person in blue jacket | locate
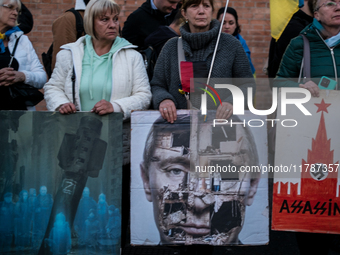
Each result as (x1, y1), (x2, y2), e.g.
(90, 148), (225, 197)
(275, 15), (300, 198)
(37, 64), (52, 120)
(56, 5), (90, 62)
(217, 7), (256, 76)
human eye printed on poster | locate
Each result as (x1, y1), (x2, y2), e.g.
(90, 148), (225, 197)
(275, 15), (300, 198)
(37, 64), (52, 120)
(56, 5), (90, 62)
(130, 110), (269, 246)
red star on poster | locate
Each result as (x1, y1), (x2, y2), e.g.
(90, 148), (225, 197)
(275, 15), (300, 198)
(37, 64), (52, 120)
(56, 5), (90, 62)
(315, 99), (331, 113)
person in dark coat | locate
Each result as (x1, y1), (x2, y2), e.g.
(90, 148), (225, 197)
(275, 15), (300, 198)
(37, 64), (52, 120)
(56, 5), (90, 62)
(122, 0), (180, 49)
(267, 0), (313, 88)
(18, 1), (33, 34)
(144, 10), (182, 57)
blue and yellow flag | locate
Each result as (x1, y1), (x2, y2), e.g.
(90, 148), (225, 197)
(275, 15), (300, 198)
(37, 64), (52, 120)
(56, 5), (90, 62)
(270, 0), (304, 40)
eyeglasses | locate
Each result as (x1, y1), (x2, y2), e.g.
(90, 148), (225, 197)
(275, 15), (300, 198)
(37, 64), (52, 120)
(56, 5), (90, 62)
(315, 1), (340, 11)
(1, 4), (20, 13)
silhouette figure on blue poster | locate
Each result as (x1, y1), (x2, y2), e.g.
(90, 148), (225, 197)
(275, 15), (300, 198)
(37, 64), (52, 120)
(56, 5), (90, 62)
(0, 192), (15, 252)
(34, 186), (53, 248)
(106, 206), (121, 245)
(28, 188), (37, 216)
(15, 190), (31, 248)
(45, 212), (71, 255)
(85, 208), (100, 253)
(97, 193), (109, 237)
(74, 187), (97, 245)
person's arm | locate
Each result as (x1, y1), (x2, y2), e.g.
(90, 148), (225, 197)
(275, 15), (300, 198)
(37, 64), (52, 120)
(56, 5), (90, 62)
(44, 50), (74, 111)
(18, 36), (46, 88)
(150, 40), (178, 109)
(18, 2), (33, 34)
(150, 40), (180, 123)
(52, 12), (79, 70)
(111, 51), (152, 119)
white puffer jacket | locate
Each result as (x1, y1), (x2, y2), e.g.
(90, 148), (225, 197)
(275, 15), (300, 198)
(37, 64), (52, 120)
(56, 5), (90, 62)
(8, 31), (46, 88)
(44, 36), (151, 120)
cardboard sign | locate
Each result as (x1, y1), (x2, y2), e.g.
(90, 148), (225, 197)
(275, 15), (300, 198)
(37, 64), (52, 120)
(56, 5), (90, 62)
(272, 90), (340, 234)
(0, 111), (122, 254)
(131, 110), (269, 246)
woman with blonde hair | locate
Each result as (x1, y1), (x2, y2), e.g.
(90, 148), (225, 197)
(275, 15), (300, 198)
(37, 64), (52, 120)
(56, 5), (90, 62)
(44, 0), (151, 119)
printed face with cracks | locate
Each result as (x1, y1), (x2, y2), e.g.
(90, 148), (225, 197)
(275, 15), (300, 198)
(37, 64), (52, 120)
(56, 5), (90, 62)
(140, 114), (260, 245)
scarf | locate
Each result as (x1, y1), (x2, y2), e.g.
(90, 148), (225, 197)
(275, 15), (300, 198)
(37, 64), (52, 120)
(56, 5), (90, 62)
(313, 18), (340, 47)
(0, 26), (21, 53)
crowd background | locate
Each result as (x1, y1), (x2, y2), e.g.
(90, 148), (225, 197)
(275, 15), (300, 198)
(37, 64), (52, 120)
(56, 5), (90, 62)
(21, 0), (271, 112)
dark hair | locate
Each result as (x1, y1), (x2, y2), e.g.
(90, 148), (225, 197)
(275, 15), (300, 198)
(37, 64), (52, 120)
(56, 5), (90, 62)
(171, 9), (184, 26)
(216, 7), (241, 36)
(312, 0), (318, 11)
(142, 113), (259, 175)
(181, 0), (215, 12)
(309, 0), (316, 12)
(142, 114), (191, 171)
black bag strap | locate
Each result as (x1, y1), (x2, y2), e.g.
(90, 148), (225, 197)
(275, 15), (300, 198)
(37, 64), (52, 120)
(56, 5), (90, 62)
(66, 8), (84, 39)
(11, 35), (21, 56)
(71, 66), (76, 105)
(9, 35), (21, 67)
(300, 34), (311, 82)
(68, 9), (82, 105)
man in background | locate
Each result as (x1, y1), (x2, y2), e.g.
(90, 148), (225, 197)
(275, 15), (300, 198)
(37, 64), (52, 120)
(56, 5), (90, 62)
(144, 10), (182, 57)
(122, 0), (180, 49)
(51, 0), (89, 69)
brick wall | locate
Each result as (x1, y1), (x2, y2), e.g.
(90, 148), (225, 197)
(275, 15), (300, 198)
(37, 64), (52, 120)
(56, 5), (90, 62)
(22, 0), (273, 111)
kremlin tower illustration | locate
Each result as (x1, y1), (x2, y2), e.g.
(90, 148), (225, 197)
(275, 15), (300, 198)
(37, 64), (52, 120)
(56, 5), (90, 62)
(272, 99), (340, 233)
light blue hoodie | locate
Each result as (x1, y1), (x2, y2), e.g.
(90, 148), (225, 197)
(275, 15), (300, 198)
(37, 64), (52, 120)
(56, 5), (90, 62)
(79, 35), (132, 111)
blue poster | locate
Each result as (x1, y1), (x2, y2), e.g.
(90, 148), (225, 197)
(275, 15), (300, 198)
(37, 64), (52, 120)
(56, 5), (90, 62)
(0, 111), (122, 255)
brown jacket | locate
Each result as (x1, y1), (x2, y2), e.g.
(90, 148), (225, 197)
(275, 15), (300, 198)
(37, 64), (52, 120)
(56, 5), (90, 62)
(51, 10), (85, 70)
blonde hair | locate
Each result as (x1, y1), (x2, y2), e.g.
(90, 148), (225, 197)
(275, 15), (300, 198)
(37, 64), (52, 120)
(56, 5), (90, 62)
(84, 0), (120, 39)
(313, 0), (320, 11)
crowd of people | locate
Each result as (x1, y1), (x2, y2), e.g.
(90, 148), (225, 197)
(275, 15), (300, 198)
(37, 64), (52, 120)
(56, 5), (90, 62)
(0, 187), (53, 252)
(1, 0), (340, 253)
(0, 186), (120, 253)
(3, 0), (337, 109)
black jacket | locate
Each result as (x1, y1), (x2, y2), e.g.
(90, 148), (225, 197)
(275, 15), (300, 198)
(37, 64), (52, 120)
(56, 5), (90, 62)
(267, 10), (313, 86)
(144, 25), (178, 56)
(122, 0), (177, 50)
(18, 2), (33, 34)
